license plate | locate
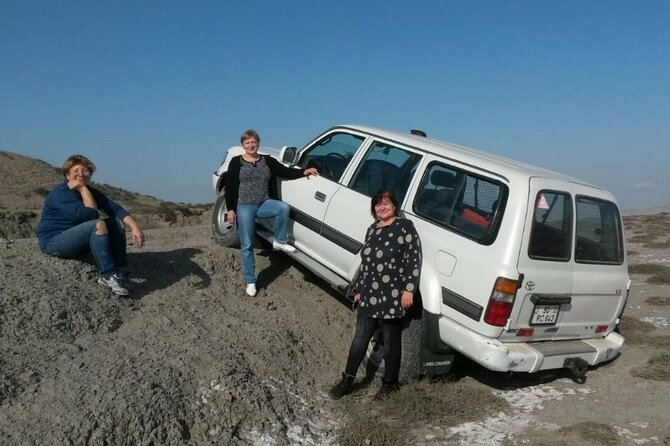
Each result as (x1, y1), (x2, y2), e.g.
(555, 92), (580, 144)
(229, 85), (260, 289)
(531, 304), (560, 325)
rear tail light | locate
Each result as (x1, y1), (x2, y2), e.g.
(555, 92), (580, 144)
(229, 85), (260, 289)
(595, 325), (608, 333)
(484, 277), (520, 327)
(516, 328), (534, 337)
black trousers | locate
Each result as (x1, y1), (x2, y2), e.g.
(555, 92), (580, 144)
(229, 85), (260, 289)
(344, 314), (403, 383)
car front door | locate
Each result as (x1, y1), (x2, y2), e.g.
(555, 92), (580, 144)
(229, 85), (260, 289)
(278, 130), (367, 274)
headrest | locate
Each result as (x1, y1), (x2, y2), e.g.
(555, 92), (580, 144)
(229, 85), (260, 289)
(430, 170), (457, 188)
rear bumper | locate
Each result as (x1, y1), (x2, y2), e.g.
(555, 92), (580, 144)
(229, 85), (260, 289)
(438, 315), (624, 373)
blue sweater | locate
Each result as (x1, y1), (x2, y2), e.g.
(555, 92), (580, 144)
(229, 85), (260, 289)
(37, 181), (130, 251)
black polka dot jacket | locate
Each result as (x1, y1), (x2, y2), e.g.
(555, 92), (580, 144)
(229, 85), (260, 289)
(355, 218), (422, 319)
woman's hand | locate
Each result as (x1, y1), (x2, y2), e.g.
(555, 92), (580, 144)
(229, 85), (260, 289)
(354, 293), (361, 302)
(70, 183), (97, 209)
(303, 167), (319, 177)
(401, 291), (414, 309)
(131, 226), (145, 248)
(123, 215), (145, 248)
(227, 210), (236, 225)
(67, 179), (88, 191)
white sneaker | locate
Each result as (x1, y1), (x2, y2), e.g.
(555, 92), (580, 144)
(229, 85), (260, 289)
(273, 240), (296, 253)
(98, 273), (129, 296)
(245, 283), (257, 297)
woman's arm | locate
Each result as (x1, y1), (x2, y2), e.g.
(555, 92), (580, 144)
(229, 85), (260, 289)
(77, 186), (98, 210)
(399, 220), (422, 308)
(122, 214), (145, 248)
(49, 183), (100, 221)
(266, 156), (318, 179)
(354, 225), (375, 298)
(90, 187), (129, 220)
(224, 156), (242, 225)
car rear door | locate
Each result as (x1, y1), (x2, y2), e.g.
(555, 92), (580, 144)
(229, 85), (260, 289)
(505, 178), (628, 341)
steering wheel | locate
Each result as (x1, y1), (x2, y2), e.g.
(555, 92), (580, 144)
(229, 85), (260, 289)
(307, 159), (334, 179)
(326, 153), (348, 161)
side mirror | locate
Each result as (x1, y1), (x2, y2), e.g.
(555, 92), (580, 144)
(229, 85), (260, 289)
(279, 146), (298, 165)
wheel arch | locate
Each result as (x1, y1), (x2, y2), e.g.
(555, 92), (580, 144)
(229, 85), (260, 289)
(418, 263), (443, 316)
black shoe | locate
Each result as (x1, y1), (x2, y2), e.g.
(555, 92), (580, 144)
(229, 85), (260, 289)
(329, 374), (355, 399)
(373, 381), (400, 401)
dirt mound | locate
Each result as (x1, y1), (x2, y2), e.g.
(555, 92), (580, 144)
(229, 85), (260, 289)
(0, 150), (210, 239)
(0, 225), (353, 444)
(0, 151), (62, 211)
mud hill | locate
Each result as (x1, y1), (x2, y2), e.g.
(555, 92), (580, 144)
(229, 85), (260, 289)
(0, 150), (210, 239)
(0, 149), (668, 444)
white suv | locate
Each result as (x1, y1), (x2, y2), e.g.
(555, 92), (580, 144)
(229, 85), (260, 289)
(212, 125), (629, 382)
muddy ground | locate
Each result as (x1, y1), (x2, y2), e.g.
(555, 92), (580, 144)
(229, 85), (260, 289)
(1, 217), (669, 445)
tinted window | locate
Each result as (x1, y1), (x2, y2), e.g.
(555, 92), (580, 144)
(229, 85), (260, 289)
(298, 132), (364, 182)
(575, 196), (624, 264)
(349, 141), (422, 203)
(529, 191), (573, 261)
(413, 163), (505, 243)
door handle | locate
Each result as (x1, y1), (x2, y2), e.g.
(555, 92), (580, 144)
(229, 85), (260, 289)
(314, 191), (326, 202)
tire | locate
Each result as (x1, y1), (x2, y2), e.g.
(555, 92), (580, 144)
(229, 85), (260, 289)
(362, 311), (423, 383)
(212, 191), (240, 248)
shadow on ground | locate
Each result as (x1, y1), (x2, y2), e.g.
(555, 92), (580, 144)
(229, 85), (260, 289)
(127, 248), (210, 296)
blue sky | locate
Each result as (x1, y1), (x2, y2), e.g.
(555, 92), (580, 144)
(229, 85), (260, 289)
(1, 1), (669, 211)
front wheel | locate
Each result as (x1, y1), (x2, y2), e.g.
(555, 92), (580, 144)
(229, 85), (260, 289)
(362, 313), (422, 383)
(212, 191), (240, 248)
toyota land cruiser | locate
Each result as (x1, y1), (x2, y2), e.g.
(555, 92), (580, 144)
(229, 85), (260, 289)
(212, 125), (629, 382)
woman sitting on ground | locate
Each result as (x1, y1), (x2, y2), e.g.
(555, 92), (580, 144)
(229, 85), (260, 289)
(37, 154), (145, 296)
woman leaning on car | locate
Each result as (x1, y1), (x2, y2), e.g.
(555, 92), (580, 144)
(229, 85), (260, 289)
(329, 188), (422, 401)
(225, 129), (318, 297)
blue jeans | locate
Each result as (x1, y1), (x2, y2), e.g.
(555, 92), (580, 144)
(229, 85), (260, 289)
(42, 218), (127, 278)
(344, 315), (403, 383)
(237, 199), (290, 284)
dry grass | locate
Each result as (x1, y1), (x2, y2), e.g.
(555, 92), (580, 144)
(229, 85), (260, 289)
(628, 263), (669, 275)
(644, 240), (670, 250)
(624, 213), (670, 249)
(646, 296), (670, 306)
(337, 378), (507, 446)
(627, 263), (670, 284)
(631, 353), (670, 382)
(507, 421), (620, 446)
(627, 233), (660, 244)
(618, 316), (670, 349)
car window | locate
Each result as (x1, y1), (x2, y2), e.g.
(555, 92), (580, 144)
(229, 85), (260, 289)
(348, 141), (422, 203)
(529, 190), (573, 261)
(413, 162), (506, 244)
(298, 132), (364, 182)
(575, 196), (624, 264)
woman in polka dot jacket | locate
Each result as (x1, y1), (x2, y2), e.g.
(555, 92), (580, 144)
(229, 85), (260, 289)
(329, 188), (422, 401)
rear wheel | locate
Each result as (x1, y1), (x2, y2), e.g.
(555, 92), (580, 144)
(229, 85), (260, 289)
(212, 191), (239, 248)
